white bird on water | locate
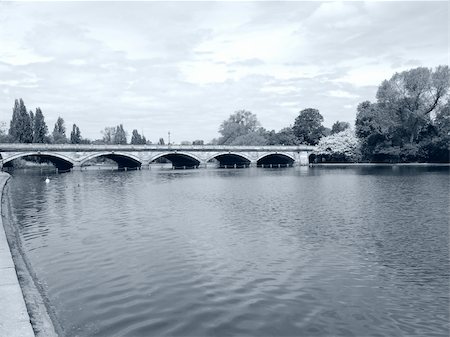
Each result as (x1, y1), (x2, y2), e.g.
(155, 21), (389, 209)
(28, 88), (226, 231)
(45, 177), (50, 184)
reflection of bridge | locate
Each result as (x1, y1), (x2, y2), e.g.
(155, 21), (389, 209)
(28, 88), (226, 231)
(0, 144), (315, 171)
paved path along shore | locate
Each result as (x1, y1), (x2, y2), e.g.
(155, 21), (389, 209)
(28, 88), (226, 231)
(0, 172), (35, 337)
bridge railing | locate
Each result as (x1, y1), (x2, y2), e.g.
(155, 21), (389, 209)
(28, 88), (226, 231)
(0, 143), (316, 152)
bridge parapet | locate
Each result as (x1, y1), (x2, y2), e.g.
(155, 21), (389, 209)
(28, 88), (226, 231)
(0, 143), (315, 152)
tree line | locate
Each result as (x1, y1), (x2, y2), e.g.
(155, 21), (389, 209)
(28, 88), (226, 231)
(0, 99), (149, 145)
(212, 65), (449, 163)
(1, 65), (448, 162)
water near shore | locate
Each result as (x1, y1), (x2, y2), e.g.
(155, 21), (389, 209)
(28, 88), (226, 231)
(6, 166), (449, 336)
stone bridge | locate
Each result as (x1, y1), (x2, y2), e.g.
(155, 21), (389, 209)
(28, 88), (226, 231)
(0, 144), (316, 171)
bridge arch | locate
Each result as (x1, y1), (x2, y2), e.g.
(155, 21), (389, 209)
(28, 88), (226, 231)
(257, 153), (295, 167)
(80, 152), (142, 169)
(2, 152), (75, 171)
(206, 152), (252, 168)
(149, 152), (201, 169)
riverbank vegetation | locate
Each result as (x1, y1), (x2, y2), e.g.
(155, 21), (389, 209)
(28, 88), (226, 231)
(1, 65), (448, 163)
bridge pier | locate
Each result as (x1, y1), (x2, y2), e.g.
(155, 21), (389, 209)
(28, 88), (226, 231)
(72, 162), (82, 171)
(298, 151), (310, 166)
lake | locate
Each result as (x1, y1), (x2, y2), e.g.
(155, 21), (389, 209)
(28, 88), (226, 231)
(5, 166), (449, 336)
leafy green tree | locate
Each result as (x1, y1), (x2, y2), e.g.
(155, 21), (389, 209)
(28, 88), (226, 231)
(9, 99), (20, 141)
(52, 117), (67, 143)
(376, 66), (449, 145)
(113, 124), (127, 144)
(33, 108), (48, 143)
(356, 66), (449, 162)
(70, 124), (82, 144)
(29, 110), (34, 132)
(293, 108), (326, 145)
(424, 99), (450, 162)
(9, 99), (33, 143)
(218, 110), (261, 145)
(131, 129), (146, 144)
(331, 121), (350, 134)
(0, 121), (10, 143)
(266, 127), (299, 145)
(230, 132), (267, 145)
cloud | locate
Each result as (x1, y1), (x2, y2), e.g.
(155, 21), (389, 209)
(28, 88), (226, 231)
(0, 1), (447, 142)
(327, 90), (360, 99)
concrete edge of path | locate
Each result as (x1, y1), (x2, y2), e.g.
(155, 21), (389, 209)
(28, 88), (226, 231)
(0, 172), (35, 336)
(0, 172), (60, 337)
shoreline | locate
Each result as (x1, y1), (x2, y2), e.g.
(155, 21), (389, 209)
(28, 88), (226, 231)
(0, 172), (61, 337)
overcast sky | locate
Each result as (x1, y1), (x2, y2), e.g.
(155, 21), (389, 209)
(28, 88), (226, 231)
(0, 1), (448, 143)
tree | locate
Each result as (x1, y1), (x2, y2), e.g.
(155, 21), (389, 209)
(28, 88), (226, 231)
(266, 127), (299, 145)
(355, 66), (450, 162)
(131, 129), (146, 145)
(33, 108), (48, 143)
(331, 121), (350, 134)
(0, 121), (10, 143)
(52, 117), (67, 143)
(29, 110), (34, 134)
(102, 127), (116, 144)
(9, 99), (33, 143)
(113, 124), (127, 144)
(376, 66), (449, 145)
(230, 132), (267, 145)
(70, 124), (82, 144)
(425, 99), (450, 162)
(293, 108), (326, 145)
(314, 129), (361, 162)
(158, 137), (165, 145)
(218, 110), (261, 145)
(193, 140), (204, 145)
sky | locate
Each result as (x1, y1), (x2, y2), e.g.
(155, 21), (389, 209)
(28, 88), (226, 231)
(0, 1), (448, 143)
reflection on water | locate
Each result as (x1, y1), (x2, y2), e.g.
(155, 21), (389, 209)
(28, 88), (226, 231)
(6, 166), (450, 337)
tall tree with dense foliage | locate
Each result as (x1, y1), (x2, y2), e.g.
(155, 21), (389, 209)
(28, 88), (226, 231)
(70, 124), (82, 144)
(113, 124), (127, 144)
(33, 108), (48, 143)
(29, 110), (34, 132)
(218, 110), (262, 145)
(52, 117), (67, 143)
(356, 66), (449, 162)
(265, 127), (299, 145)
(293, 108), (326, 145)
(9, 99), (33, 143)
(131, 129), (146, 144)
(331, 121), (350, 135)
(425, 99), (450, 162)
(229, 131), (268, 146)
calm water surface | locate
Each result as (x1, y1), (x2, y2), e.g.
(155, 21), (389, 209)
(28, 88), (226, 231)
(6, 166), (450, 336)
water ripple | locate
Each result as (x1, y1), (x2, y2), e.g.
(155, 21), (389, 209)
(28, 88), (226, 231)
(7, 167), (450, 337)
